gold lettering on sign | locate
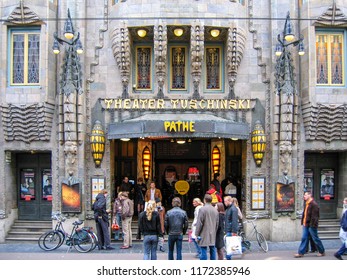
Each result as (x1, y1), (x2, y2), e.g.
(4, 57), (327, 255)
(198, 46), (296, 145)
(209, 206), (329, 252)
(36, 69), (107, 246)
(101, 98), (253, 110)
(164, 121), (195, 132)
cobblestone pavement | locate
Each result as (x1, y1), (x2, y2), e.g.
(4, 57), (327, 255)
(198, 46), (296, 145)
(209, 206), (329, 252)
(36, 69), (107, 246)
(0, 239), (344, 260)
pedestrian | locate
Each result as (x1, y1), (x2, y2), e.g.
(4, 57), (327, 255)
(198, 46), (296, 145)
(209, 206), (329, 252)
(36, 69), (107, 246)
(294, 191), (325, 258)
(112, 192), (123, 240)
(339, 197), (347, 244)
(155, 198), (166, 252)
(334, 197), (347, 260)
(232, 197), (243, 221)
(145, 181), (163, 205)
(118, 176), (133, 198)
(191, 197), (204, 258)
(215, 202), (226, 260)
(195, 194), (219, 260)
(224, 195), (239, 259)
(120, 192), (134, 249)
(224, 178), (237, 198)
(135, 177), (147, 213)
(206, 184), (222, 205)
(210, 172), (222, 197)
(92, 189), (114, 250)
(164, 197), (188, 260)
(138, 200), (162, 260)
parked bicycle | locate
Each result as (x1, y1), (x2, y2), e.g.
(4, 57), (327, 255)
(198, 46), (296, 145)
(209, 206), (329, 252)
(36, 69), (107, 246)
(38, 214), (98, 253)
(239, 215), (268, 253)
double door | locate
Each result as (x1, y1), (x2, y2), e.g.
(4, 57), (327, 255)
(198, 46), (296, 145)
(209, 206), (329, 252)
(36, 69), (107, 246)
(17, 153), (52, 220)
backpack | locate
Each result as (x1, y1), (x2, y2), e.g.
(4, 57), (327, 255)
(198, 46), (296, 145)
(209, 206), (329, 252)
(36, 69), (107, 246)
(211, 191), (222, 204)
(92, 199), (103, 212)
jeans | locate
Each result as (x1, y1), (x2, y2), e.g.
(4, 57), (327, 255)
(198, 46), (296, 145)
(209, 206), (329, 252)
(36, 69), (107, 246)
(114, 213), (122, 240)
(192, 238), (201, 257)
(95, 217), (111, 248)
(143, 235), (158, 260)
(298, 226), (325, 255)
(168, 234), (183, 260)
(200, 246), (217, 260)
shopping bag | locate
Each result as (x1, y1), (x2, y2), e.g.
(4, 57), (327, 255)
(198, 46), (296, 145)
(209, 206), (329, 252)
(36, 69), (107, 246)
(224, 235), (242, 255)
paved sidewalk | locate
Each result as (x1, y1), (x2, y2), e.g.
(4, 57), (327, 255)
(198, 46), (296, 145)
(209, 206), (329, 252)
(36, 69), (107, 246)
(0, 239), (344, 260)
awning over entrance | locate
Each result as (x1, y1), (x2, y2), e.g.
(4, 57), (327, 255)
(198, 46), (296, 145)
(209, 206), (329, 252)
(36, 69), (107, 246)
(108, 113), (250, 140)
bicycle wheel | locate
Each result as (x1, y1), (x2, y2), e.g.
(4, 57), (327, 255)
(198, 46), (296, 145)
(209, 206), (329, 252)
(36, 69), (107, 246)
(90, 232), (98, 251)
(40, 231), (62, 251)
(256, 232), (268, 252)
(72, 230), (94, 253)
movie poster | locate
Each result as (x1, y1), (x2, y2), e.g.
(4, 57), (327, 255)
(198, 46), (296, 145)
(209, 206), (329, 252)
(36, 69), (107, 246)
(275, 182), (295, 212)
(61, 182), (81, 212)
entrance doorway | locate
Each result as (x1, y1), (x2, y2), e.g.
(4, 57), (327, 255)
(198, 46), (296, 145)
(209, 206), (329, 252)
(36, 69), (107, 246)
(305, 153), (338, 219)
(17, 153), (52, 220)
(154, 140), (209, 217)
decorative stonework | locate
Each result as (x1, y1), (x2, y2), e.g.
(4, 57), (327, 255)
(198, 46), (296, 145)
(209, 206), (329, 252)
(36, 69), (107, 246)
(6, 0), (41, 25)
(227, 25), (246, 98)
(111, 23), (131, 98)
(1, 103), (54, 143)
(302, 103), (347, 142)
(154, 22), (167, 98)
(314, 2), (347, 27)
(190, 21), (204, 99)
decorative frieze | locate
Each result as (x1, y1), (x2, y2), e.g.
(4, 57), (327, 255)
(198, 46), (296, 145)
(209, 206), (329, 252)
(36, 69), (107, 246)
(314, 3), (347, 27)
(6, 0), (41, 25)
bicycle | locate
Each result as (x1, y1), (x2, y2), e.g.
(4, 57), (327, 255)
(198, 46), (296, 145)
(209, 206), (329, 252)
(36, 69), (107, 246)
(38, 214), (97, 253)
(238, 216), (268, 253)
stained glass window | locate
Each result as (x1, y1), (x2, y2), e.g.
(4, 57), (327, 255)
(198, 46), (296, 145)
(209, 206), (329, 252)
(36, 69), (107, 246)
(11, 29), (40, 85)
(171, 47), (186, 90)
(316, 32), (344, 86)
(205, 47), (221, 90)
(136, 47), (152, 90)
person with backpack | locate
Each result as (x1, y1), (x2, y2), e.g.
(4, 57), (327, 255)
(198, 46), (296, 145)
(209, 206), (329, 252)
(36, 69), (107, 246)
(120, 192), (134, 249)
(93, 189), (114, 250)
(206, 184), (222, 205)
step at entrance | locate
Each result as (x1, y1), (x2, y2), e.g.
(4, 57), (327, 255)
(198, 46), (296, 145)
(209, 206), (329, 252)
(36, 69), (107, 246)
(5, 220), (52, 242)
(318, 219), (340, 240)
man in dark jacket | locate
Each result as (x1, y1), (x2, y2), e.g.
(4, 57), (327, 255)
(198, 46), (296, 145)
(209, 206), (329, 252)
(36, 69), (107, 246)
(224, 195), (239, 259)
(294, 191), (325, 258)
(164, 197), (188, 260)
(93, 189), (114, 250)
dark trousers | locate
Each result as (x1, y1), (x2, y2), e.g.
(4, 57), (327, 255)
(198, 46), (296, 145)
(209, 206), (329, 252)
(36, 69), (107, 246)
(95, 217), (111, 248)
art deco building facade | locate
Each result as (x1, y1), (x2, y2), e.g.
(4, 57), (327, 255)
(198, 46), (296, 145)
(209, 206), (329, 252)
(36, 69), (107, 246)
(0, 0), (346, 242)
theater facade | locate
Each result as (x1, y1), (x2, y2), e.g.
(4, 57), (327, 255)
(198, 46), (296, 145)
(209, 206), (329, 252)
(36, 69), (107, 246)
(0, 0), (347, 242)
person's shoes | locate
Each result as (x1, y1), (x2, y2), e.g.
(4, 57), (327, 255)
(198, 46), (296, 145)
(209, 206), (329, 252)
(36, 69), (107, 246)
(294, 253), (304, 258)
(120, 246), (129, 249)
(309, 250), (317, 253)
(98, 246), (105, 250)
(105, 246), (115, 250)
(317, 252), (325, 257)
(334, 253), (343, 260)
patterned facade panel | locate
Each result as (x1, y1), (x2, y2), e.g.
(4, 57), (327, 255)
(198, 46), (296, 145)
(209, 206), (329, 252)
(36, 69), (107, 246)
(1, 102), (54, 142)
(302, 103), (347, 142)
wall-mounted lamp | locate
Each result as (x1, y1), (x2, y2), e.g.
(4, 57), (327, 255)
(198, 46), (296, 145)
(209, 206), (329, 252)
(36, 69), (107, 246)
(120, 138), (130, 142)
(137, 28), (147, 38)
(142, 146), (151, 181)
(176, 139), (186, 144)
(90, 121), (105, 167)
(212, 145), (221, 174)
(210, 29), (220, 38)
(251, 120), (266, 167)
(174, 28), (184, 37)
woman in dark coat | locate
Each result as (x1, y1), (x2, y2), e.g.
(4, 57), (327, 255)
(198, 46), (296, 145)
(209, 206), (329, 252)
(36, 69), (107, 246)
(215, 202), (226, 260)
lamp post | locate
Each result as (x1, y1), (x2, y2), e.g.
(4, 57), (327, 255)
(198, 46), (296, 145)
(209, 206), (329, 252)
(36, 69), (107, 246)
(274, 11), (304, 182)
(53, 9), (84, 178)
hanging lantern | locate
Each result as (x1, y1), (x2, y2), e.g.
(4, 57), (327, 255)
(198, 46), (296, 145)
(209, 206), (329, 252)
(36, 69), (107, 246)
(142, 146), (151, 181)
(90, 121), (105, 167)
(212, 146), (221, 174)
(251, 120), (266, 167)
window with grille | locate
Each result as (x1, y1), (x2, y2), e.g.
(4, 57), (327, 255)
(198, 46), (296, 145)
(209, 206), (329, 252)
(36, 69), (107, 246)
(316, 31), (344, 86)
(170, 46), (187, 91)
(135, 46), (152, 90)
(10, 28), (40, 86)
(205, 46), (222, 91)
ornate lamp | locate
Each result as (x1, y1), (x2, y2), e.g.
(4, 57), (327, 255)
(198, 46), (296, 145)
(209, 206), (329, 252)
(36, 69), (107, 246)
(90, 121), (105, 167)
(212, 146), (221, 174)
(142, 146), (151, 181)
(251, 120), (266, 167)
